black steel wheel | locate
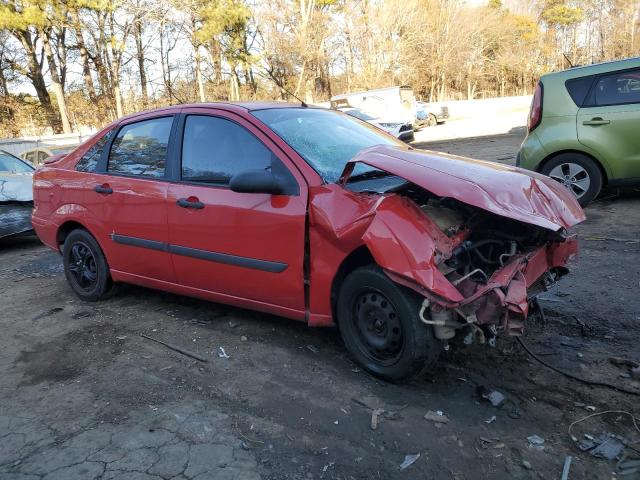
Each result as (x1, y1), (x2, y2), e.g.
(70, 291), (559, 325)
(63, 229), (116, 301)
(352, 290), (404, 365)
(337, 265), (441, 381)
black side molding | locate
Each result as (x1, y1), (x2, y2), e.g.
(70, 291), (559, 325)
(111, 234), (168, 252)
(110, 233), (287, 273)
(169, 244), (288, 273)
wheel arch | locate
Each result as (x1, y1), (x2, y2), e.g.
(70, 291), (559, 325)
(537, 149), (609, 186)
(330, 245), (376, 323)
(56, 220), (102, 250)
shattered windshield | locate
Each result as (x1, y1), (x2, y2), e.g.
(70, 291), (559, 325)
(252, 108), (403, 183)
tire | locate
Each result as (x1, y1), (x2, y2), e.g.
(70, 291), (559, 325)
(63, 229), (116, 301)
(428, 113), (437, 127)
(337, 265), (441, 381)
(540, 153), (602, 207)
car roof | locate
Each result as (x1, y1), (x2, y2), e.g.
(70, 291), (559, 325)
(119, 101), (312, 121)
(541, 56), (640, 81)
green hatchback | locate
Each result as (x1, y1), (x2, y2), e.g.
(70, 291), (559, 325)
(517, 56), (640, 206)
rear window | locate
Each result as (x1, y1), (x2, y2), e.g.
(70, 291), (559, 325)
(565, 76), (595, 107)
(76, 128), (115, 172)
(593, 69), (640, 106)
(108, 117), (173, 178)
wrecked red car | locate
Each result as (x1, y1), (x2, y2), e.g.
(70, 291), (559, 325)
(32, 103), (585, 380)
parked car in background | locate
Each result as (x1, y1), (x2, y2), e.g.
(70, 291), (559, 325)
(338, 106), (414, 142)
(518, 56), (640, 206)
(416, 101), (449, 126)
(0, 150), (34, 239)
(33, 103), (583, 380)
(331, 86), (417, 126)
(21, 145), (77, 165)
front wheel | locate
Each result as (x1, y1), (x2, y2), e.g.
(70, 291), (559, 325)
(337, 265), (441, 381)
(540, 153), (602, 206)
(63, 229), (116, 301)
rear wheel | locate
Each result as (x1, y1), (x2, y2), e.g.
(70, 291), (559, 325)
(540, 153), (602, 206)
(63, 229), (116, 301)
(428, 113), (437, 127)
(337, 265), (441, 381)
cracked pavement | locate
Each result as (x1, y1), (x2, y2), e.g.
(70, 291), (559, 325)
(1, 134), (639, 479)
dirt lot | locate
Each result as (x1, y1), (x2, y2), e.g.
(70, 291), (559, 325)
(1, 131), (639, 480)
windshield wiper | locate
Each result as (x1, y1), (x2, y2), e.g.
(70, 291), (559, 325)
(346, 169), (395, 183)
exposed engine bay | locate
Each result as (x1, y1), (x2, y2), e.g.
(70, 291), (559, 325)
(385, 181), (576, 346)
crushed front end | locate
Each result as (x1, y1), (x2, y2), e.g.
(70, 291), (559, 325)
(340, 145), (585, 346)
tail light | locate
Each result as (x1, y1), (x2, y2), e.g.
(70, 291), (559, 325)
(528, 83), (543, 132)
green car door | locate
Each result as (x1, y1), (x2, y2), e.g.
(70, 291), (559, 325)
(577, 68), (640, 180)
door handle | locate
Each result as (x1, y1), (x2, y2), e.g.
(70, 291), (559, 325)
(177, 197), (204, 209)
(583, 118), (610, 126)
(94, 184), (113, 194)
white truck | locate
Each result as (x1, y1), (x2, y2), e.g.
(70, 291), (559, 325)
(330, 86), (417, 125)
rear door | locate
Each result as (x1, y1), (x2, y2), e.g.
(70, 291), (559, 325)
(166, 108), (308, 315)
(577, 68), (640, 179)
(88, 115), (177, 282)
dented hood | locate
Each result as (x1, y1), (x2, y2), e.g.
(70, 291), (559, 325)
(342, 145), (585, 231)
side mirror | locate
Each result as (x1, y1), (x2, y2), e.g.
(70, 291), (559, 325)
(229, 169), (289, 195)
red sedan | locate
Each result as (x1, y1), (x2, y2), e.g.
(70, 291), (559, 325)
(32, 103), (585, 380)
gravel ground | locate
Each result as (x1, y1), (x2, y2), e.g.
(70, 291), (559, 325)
(1, 129), (639, 480)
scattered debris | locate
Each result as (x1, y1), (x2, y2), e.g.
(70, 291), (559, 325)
(609, 357), (640, 369)
(228, 321), (239, 328)
(306, 344), (319, 354)
(617, 458), (640, 476)
(116, 335), (127, 340)
(322, 462), (335, 473)
(560, 456), (572, 480)
(71, 310), (93, 319)
(240, 335), (248, 342)
(527, 435), (545, 447)
(522, 460), (532, 470)
(218, 347), (230, 358)
(424, 410), (450, 424)
(578, 433), (624, 460)
(484, 415), (496, 424)
(584, 236), (639, 244)
(585, 405), (597, 412)
(399, 453), (420, 471)
(371, 408), (384, 430)
(482, 390), (505, 407)
(32, 307), (63, 321)
(240, 441), (251, 451)
(140, 334), (208, 362)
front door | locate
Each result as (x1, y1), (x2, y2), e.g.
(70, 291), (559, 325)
(166, 110), (307, 314)
(578, 68), (640, 180)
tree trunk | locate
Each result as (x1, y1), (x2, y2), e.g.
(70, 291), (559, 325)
(41, 29), (71, 133)
(134, 20), (148, 107)
(72, 11), (96, 101)
(195, 48), (206, 102)
(15, 30), (61, 133)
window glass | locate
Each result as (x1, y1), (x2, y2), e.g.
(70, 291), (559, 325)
(565, 76), (594, 107)
(37, 151), (48, 164)
(0, 152), (34, 173)
(594, 69), (640, 106)
(24, 152), (35, 163)
(77, 128), (115, 172)
(181, 116), (273, 184)
(108, 117), (173, 178)
(252, 108), (402, 183)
